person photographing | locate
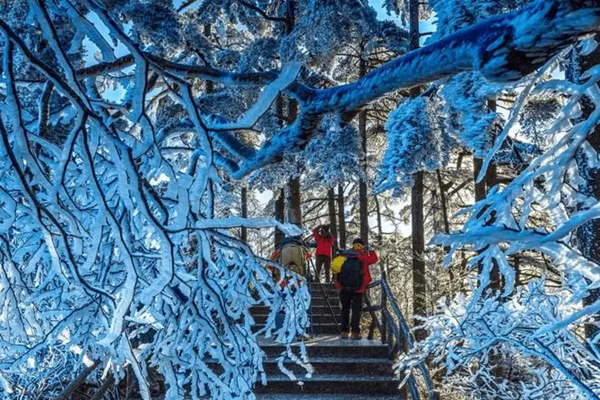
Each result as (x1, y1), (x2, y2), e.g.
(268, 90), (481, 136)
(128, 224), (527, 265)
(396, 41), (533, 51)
(312, 224), (335, 283)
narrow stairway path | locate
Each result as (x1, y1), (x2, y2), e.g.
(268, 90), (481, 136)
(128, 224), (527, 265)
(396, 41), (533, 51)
(252, 282), (403, 398)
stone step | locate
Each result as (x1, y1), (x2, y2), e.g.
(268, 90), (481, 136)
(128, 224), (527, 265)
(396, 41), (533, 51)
(311, 294), (340, 303)
(253, 314), (338, 324)
(306, 323), (339, 334)
(203, 357), (393, 378)
(255, 323), (339, 335)
(308, 297), (340, 307)
(311, 297), (339, 307)
(262, 357), (394, 376)
(259, 336), (389, 359)
(310, 286), (339, 294)
(251, 305), (340, 316)
(309, 282), (336, 291)
(310, 291), (339, 299)
(255, 374), (400, 395)
(311, 304), (341, 314)
(256, 395), (403, 400)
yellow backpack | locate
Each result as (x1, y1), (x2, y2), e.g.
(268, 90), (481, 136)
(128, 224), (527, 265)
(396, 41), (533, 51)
(331, 255), (346, 274)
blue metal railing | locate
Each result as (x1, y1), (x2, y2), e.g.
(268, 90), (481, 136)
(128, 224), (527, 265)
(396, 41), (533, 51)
(366, 263), (437, 400)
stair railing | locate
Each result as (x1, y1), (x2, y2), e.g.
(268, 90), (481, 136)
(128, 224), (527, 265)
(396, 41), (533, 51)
(306, 257), (340, 334)
(365, 262), (437, 400)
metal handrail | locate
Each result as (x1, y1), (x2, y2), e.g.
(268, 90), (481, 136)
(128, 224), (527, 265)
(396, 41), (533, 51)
(366, 266), (437, 400)
(302, 236), (340, 332)
(306, 257), (340, 334)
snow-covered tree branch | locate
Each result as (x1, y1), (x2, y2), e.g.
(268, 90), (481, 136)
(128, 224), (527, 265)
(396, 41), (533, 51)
(2, 0), (600, 398)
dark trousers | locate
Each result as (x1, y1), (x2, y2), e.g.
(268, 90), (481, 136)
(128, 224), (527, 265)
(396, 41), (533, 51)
(315, 254), (331, 282)
(339, 289), (363, 333)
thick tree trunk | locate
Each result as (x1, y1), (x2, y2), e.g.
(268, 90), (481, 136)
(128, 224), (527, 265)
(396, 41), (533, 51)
(473, 157), (487, 202)
(436, 170), (450, 236)
(285, 0), (295, 34)
(436, 169), (454, 295)
(485, 100), (499, 192)
(286, 97), (302, 226)
(375, 195), (383, 246)
(278, 0), (301, 229)
(273, 91), (286, 248)
(409, 0), (427, 342)
(409, 5), (439, 397)
(328, 187), (338, 251)
(274, 189), (285, 248)
(241, 186), (248, 242)
(473, 105), (510, 390)
(287, 177), (302, 226)
(337, 184), (347, 249)
(358, 181), (369, 246)
(484, 154), (502, 289)
(485, 164), (497, 193)
(411, 170), (426, 340)
(358, 57), (369, 248)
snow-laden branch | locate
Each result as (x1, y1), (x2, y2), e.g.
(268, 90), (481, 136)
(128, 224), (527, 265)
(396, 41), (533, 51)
(414, 24), (600, 400)
(219, 0), (600, 177)
(303, 0), (600, 113)
(0, 4), (313, 398)
(191, 217), (303, 235)
(62, 0), (600, 179)
(207, 62), (302, 131)
(3, 0), (600, 398)
(399, 282), (600, 400)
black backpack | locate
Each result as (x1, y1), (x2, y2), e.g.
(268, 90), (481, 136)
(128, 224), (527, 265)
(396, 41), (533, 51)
(338, 251), (363, 291)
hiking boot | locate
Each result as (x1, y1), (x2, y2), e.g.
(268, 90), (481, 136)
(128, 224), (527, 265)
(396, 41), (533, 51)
(340, 331), (349, 339)
(351, 332), (362, 340)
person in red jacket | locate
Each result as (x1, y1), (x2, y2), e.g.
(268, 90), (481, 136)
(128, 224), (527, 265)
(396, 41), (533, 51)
(335, 238), (378, 340)
(312, 224), (336, 283)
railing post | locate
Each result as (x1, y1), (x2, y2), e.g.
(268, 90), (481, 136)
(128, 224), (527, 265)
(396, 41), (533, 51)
(364, 282), (384, 341)
(377, 273), (437, 400)
(365, 291), (376, 340)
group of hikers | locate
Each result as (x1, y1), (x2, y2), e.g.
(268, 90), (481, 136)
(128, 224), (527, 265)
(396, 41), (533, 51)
(269, 224), (378, 340)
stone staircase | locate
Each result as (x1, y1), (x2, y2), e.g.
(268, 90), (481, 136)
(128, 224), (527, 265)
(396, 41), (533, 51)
(253, 282), (402, 398)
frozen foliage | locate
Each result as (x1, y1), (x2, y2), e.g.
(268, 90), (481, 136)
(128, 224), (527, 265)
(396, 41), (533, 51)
(518, 94), (564, 151)
(376, 94), (452, 194)
(396, 47), (600, 400)
(303, 116), (363, 187)
(428, 0), (532, 42)
(246, 114), (362, 190)
(373, 2), (600, 399)
(279, 0), (380, 64)
(441, 72), (503, 157)
(218, 0), (600, 178)
(1, 0), (600, 398)
(0, 1), (312, 398)
(400, 281), (600, 400)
